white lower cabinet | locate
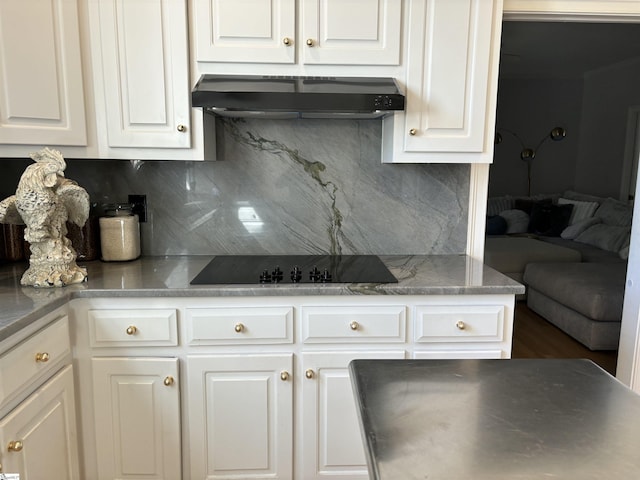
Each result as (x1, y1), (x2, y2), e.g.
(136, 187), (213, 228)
(91, 357), (181, 480)
(0, 365), (80, 479)
(186, 354), (294, 479)
(70, 294), (515, 479)
(300, 351), (405, 480)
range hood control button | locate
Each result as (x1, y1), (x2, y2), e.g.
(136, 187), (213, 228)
(259, 270), (272, 283)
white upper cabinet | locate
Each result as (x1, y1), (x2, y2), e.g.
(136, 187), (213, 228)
(92, 0), (192, 152)
(382, 0), (504, 163)
(193, 0), (296, 63)
(0, 0), (87, 146)
(193, 0), (402, 66)
(301, 0), (402, 65)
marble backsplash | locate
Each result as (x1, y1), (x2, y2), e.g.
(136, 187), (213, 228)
(1, 118), (470, 256)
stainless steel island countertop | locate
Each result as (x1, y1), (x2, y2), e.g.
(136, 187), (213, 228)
(349, 359), (640, 480)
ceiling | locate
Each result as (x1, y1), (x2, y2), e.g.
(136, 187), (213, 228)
(499, 21), (640, 78)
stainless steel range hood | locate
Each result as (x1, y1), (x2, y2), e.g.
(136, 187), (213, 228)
(191, 74), (405, 119)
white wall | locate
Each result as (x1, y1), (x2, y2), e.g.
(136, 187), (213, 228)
(490, 77), (583, 197)
(576, 58), (640, 198)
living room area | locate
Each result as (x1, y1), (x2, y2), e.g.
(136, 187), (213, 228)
(487, 20), (640, 374)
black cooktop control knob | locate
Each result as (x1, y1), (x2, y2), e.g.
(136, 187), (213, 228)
(309, 267), (321, 283)
(291, 266), (302, 283)
(259, 270), (272, 283)
(320, 269), (333, 283)
(272, 266), (284, 283)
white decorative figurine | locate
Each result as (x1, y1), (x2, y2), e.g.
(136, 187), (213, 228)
(0, 148), (89, 287)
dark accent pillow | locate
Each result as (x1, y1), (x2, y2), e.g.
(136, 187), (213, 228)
(486, 215), (508, 235)
(514, 197), (552, 215)
(528, 203), (574, 236)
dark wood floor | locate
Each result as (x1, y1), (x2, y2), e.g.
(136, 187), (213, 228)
(511, 302), (618, 376)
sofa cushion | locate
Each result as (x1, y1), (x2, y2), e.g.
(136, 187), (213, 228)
(528, 203), (573, 236)
(574, 223), (631, 253)
(558, 198), (599, 225)
(523, 262), (627, 322)
(485, 237), (581, 275)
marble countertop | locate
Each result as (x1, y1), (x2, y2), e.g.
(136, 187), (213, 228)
(0, 255), (523, 342)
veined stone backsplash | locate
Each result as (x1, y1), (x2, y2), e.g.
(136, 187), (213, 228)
(1, 118), (469, 256)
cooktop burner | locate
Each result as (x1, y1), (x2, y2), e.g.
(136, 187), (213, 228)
(190, 255), (397, 285)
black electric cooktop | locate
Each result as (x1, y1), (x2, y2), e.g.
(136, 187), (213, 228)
(190, 255), (397, 285)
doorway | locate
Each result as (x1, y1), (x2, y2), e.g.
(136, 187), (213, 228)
(500, 3), (640, 389)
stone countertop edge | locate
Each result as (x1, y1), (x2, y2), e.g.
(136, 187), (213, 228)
(0, 255), (524, 342)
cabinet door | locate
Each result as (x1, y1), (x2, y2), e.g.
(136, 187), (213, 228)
(0, 365), (80, 479)
(187, 354), (293, 479)
(0, 0), (86, 146)
(383, 0), (502, 162)
(193, 0), (296, 63)
(96, 0), (191, 148)
(301, 0), (402, 65)
(92, 357), (181, 480)
(300, 351), (405, 480)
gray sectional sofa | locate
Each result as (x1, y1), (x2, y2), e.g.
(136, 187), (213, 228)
(485, 190), (631, 351)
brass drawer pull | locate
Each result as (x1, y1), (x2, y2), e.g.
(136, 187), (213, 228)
(306, 38), (314, 46)
(283, 37), (292, 46)
(280, 371), (290, 381)
(456, 320), (466, 330)
(409, 128), (417, 136)
(234, 323), (245, 333)
(349, 321), (360, 331)
(163, 376), (174, 386)
(35, 352), (50, 363)
(305, 369), (315, 379)
(7, 440), (23, 452)
(126, 325), (138, 335)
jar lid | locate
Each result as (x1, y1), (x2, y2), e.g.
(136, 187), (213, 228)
(103, 203), (134, 216)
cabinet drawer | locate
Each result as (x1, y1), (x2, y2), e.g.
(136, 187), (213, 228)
(415, 305), (504, 343)
(301, 306), (406, 343)
(186, 307), (293, 345)
(0, 316), (71, 407)
(88, 309), (178, 347)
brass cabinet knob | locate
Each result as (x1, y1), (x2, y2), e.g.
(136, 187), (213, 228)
(409, 128), (417, 136)
(35, 352), (50, 363)
(280, 371), (290, 381)
(7, 440), (23, 452)
(305, 369), (314, 379)
(306, 38), (314, 46)
(177, 124), (187, 132)
(234, 323), (245, 333)
(456, 320), (466, 330)
(163, 376), (175, 386)
(349, 321), (359, 331)
(283, 37), (292, 46)
(126, 325), (137, 335)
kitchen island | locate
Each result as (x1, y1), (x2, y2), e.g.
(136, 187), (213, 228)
(0, 254), (523, 480)
(350, 358), (640, 479)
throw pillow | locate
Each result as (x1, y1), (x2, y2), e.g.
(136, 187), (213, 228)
(498, 209), (530, 234)
(560, 217), (602, 240)
(514, 197), (552, 215)
(593, 197), (633, 227)
(528, 203), (573, 236)
(486, 215), (508, 235)
(558, 197), (599, 225)
(574, 224), (631, 252)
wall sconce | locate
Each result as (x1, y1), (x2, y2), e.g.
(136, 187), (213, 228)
(495, 126), (566, 196)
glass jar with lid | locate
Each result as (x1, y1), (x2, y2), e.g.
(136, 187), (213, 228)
(99, 203), (141, 261)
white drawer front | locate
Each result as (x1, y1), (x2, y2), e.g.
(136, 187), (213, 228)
(413, 350), (504, 359)
(415, 305), (504, 343)
(186, 307), (293, 345)
(88, 309), (178, 347)
(302, 306), (406, 343)
(0, 316), (70, 406)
